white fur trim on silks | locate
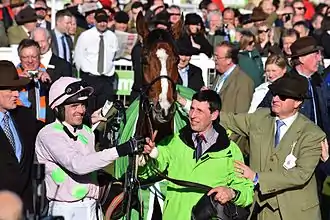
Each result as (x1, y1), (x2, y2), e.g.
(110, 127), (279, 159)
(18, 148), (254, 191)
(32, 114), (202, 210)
(156, 49), (171, 116)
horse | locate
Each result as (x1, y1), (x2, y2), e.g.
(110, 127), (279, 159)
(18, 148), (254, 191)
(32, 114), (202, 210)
(109, 11), (196, 220)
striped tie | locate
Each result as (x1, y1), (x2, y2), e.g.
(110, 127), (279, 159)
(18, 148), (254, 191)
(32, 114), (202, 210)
(3, 114), (16, 151)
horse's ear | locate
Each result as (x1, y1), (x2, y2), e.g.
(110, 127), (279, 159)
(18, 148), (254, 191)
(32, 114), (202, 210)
(171, 14), (184, 40)
(136, 11), (149, 41)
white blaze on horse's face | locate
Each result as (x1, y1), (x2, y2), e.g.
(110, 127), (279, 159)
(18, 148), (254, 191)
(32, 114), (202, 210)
(156, 48), (171, 116)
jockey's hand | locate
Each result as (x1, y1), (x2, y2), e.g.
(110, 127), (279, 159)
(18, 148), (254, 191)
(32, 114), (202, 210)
(208, 186), (236, 204)
(91, 108), (107, 125)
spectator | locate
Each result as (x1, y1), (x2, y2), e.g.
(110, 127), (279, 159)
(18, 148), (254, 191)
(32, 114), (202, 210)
(249, 54), (287, 113)
(167, 4), (181, 25)
(7, 6), (37, 45)
(128, 1), (144, 33)
(260, 0), (275, 15)
(223, 7), (235, 28)
(281, 28), (299, 57)
(114, 11), (129, 32)
(176, 37), (204, 91)
(0, 60), (43, 213)
(311, 13), (324, 32)
(292, 0), (306, 17)
(221, 75), (325, 220)
(34, 0), (51, 31)
(0, 191), (23, 220)
(238, 30), (264, 88)
(16, 39), (52, 123)
(255, 22), (275, 56)
(280, 5), (294, 29)
(51, 9), (74, 63)
(293, 20), (310, 37)
(80, 2), (99, 29)
(183, 13), (213, 58)
(211, 42), (254, 155)
(207, 2), (219, 13)
(142, 89), (254, 220)
(74, 9), (118, 112)
(206, 11), (224, 48)
(315, 3), (328, 16)
(318, 16), (330, 59)
(31, 28), (73, 82)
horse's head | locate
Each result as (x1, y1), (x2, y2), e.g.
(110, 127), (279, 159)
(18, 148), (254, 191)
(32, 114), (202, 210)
(136, 12), (181, 124)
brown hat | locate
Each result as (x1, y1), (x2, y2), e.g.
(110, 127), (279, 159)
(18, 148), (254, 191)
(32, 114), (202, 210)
(269, 74), (309, 100)
(10, 0), (27, 8)
(289, 36), (323, 58)
(250, 7), (268, 22)
(15, 6), (37, 25)
(0, 60), (30, 89)
(94, 9), (109, 23)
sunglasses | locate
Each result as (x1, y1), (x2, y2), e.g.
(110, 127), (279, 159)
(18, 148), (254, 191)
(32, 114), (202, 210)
(248, 41), (254, 46)
(271, 92), (297, 101)
(170, 13), (181, 16)
(258, 29), (269, 34)
(294, 7), (306, 11)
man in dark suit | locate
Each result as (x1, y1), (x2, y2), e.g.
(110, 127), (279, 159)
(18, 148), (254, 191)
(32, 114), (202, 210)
(34, 0), (51, 31)
(50, 9), (74, 63)
(176, 37), (204, 92)
(31, 27), (72, 81)
(0, 60), (43, 212)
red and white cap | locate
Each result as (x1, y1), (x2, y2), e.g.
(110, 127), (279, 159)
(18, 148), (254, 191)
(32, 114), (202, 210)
(49, 77), (94, 109)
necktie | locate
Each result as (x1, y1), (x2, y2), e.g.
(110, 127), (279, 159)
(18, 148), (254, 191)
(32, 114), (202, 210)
(195, 134), (204, 161)
(36, 22), (41, 27)
(307, 78), (317, 124)
(2, 114), (16, 152)
(274, 120), (285, 147)
(61, 35), (68, 62)
(97, 35), (105, 74)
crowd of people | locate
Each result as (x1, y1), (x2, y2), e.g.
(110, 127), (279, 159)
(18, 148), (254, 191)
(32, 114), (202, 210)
(0, 0), (330, 219)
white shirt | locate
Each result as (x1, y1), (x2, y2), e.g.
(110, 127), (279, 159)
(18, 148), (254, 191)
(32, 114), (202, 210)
(178, 65), (189, 87)
(37, 19), (47, 29)
(248, 82), (270, 113)
(40, 49), (53, 68)
(275, 113), (298, 143)
(74, 27), (118, 77)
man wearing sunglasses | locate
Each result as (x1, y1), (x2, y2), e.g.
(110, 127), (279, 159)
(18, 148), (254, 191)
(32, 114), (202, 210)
(35, 77), (145, 220)
(220, 74), (326, 220)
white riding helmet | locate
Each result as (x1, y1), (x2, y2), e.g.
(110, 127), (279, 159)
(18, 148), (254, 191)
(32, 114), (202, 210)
(49, 77), (94, 109)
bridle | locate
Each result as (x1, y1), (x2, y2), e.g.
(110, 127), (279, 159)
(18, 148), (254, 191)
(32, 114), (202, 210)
(139, 75), (177, 137)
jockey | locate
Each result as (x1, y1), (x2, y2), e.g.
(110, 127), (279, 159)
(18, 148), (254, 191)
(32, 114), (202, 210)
(35, 77), (143, 220)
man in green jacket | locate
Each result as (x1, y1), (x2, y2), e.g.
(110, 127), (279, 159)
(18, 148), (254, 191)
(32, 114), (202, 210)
(142, 90), (254, 220)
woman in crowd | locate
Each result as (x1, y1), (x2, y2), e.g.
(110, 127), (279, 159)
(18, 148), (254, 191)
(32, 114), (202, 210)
(237, 30), (264, 88)
(248, 54), (287, 113)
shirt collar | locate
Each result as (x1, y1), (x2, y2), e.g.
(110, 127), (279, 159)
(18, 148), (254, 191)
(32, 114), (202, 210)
(54, 28), (65, 38)
(41, 49), (53, 68)
(192, 125), (217, 143)
(275, 112), (298, 128)
(0, 111), (10, 123)
(178, 65), (189, 73)
(223, 64), (236, 78)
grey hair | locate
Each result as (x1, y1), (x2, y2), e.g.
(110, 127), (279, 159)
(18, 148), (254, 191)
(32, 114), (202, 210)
(207, 10), (222, 22)
(30, 27), (51, 40)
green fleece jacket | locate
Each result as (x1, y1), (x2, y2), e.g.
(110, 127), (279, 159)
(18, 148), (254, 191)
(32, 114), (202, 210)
(140, 124), (254, 220)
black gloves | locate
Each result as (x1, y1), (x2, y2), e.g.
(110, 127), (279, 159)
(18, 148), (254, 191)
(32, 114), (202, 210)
(116, 136), (146, 157)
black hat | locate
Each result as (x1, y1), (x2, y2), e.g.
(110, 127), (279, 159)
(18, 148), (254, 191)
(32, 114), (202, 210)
(185, 13), (203, 25)
(268, 74), (309, 100)
(289, 36), (323, 58)
(176, 37), (198, 56)
(151, 10), (171, 28)
(95, 9), (108, 23)
(15, 6), (37, 25)
(114, 11), (129, 24)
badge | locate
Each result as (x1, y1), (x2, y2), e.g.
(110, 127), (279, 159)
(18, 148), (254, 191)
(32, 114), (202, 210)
(283, 141), (297, 170)
(283, 153), (297, 170)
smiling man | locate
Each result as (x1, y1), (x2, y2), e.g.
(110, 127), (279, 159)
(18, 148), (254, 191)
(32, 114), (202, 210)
(220, 75), (325, 220)
(142, 89), (253, 220)
(35, 77), (146, 220)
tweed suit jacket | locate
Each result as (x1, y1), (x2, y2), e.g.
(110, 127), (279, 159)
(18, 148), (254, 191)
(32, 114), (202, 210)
(220, 108), (324, 220)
